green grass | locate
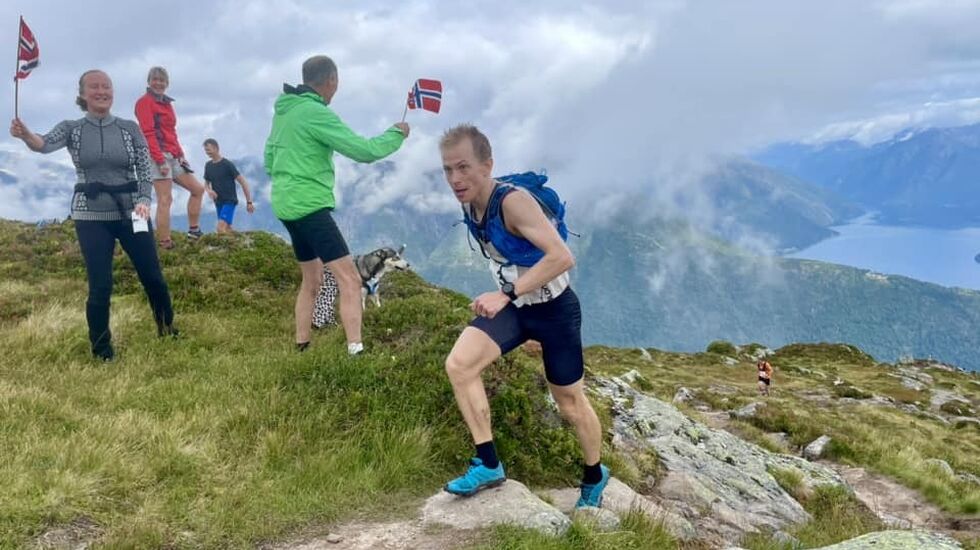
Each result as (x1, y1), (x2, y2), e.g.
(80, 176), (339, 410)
(741, 485), (882, 549)
(470, 510), (677, 550)
(0, 221), (590, 548)
(2, 220), (978, 548)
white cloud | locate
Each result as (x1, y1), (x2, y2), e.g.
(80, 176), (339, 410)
(4, 0), (980, 234)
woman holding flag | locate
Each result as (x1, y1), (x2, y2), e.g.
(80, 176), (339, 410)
(9, 70), (177, 361)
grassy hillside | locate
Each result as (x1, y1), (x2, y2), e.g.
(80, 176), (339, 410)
(0, 220), (586, 548)
(0, 219), (976, 549)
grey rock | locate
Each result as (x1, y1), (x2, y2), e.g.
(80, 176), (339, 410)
(724, 356), (738, 366)
(952, 416), (980, 428)
(421, 480), (570, 535)
(730, 401), (766, 420)
(541, 477), (696, 540)
(900, 377), (926, 391)
(924, 459), (954, 478)
(618, 369), (646, 387)
(803, 435), (832, 461)
(811, 529), (962, 549)
(325, 533), (343, 544)
(957, 472), (980, 486)
(570, 507), (620, 531)
(594, 375), (845, 544)
(929, 389), (969, 409)
(673, 387), (696, 404)
(638, 348), (653, 362)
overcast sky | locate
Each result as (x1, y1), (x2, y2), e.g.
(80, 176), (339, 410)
(3, 0), (980, 221)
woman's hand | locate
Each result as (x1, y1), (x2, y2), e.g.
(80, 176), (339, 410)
(134, 203), (150, 219)
(10, 118), (29, 139)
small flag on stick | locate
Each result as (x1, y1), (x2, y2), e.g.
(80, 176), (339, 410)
(401, 78), (442, 121)
(15, 17), (39, 81)
(14, 16), (39, 119)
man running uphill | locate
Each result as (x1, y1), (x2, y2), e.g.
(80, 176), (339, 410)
(439, 124), (609, 508)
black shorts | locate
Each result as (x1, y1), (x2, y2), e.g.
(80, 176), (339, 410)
(759, 376), (771, 386)
(280, 207), (350, 263)
(470, 288), (583, 386)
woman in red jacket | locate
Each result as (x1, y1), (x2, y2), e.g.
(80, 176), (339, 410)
(135, 66), (205, 249)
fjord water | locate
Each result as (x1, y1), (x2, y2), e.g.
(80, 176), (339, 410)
(790, 222), (980, 290)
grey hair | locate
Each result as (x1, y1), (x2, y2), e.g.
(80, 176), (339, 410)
(147, 66), (169, 83)
(302, 55), (337, 87)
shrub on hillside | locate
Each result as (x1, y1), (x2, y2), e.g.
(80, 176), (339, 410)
(706, 340), (737, 356)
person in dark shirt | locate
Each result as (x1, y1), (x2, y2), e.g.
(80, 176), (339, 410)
(202, 138), (254, 233)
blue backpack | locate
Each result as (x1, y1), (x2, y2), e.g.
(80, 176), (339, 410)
(461, 171), (571, 267)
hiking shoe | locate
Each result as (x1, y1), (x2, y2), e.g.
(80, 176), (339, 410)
(444, 458), (506, 496)
(575, 464), (610, 508)
(347, 342), (364, 356)
(158, 324), (179, 338)
(187, 228), (204, 239)
(159, 239), (175, 250)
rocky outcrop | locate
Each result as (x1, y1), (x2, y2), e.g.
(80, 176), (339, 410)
(803, 435), (832, 461)
(422, 480), (570, 535)
(594, 372), (846, 544)
(812, 529), (962, 549)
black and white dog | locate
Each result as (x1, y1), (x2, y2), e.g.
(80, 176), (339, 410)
(312, 245), (410, 328)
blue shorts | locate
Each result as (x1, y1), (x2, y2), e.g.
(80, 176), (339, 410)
(469, 288), (584, 386)
(216, 203), (236, 225)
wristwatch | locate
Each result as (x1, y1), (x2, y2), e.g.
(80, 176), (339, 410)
(500, 282), (518, 301)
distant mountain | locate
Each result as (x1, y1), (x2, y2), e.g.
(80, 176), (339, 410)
(694, 159), (862, 252)
(756, 124), (980, 228)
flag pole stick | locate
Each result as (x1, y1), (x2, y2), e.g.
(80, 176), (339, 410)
(401, 103), (408, 123)
(14, 16), (21, 119)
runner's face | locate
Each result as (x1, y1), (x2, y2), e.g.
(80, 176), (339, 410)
(82, 72), (113, 114)
(441, 138), (492, 204)
(148, 74), (168, 95)
(203, 143), (218, 159)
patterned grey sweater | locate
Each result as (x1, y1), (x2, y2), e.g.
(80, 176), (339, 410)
(40, 113), (153, 221)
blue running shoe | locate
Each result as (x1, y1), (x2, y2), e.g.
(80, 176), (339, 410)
(444, 458), (506, 496)
(576, 464), (611, 508)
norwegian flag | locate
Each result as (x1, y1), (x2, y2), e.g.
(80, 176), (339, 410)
(406, 78), (442, 113)
(15, 17), (39, 81)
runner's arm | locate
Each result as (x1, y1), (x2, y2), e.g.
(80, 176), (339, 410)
(500, 191), (575, 297)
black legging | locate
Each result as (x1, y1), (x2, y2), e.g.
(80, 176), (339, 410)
(75, 220), (174, 355)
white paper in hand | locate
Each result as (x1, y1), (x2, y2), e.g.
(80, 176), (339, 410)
(132, 211), (149, 233)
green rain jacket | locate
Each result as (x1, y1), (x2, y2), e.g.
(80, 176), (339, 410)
(264, 84), (405, 221)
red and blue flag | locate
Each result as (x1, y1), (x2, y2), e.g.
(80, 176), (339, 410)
(406, 78), (442, 113)
(15, 17), (39, 81)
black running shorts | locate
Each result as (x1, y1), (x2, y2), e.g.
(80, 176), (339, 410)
(470, 288), (584, 386)
(759, 376), (771, 386)
(280, 207), (350, 263)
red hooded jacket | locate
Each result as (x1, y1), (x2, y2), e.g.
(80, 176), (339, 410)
(134, 89), (185, 165)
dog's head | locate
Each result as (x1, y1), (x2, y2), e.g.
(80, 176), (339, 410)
(377, 244), (410, 271)
(357, 244), (411, 281)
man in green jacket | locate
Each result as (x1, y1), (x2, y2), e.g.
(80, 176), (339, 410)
(265, 55), (410, 355)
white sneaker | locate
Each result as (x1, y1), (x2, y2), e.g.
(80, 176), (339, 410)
(348, 342), (364, 355)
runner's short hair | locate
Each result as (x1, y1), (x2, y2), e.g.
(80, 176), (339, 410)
(203, 138), (219, 149)
(439, 124), (492, 163)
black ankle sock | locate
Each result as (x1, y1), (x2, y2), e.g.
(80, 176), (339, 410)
(475, 441), (499, 469)
(583, 461), (603, 484)
(296, 341), (310, 352)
